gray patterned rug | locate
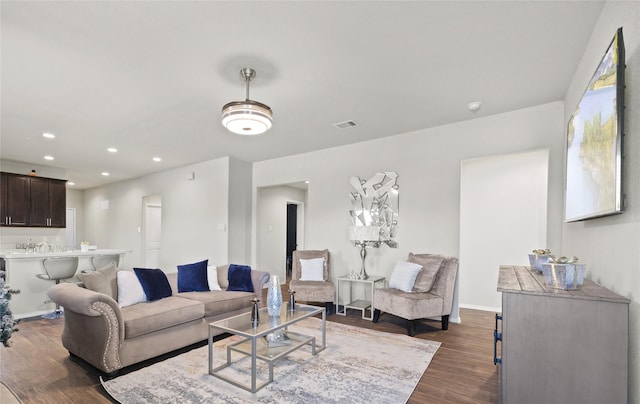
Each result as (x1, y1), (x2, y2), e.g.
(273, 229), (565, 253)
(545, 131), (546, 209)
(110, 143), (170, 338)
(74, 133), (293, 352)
(101, 317), (440, 403)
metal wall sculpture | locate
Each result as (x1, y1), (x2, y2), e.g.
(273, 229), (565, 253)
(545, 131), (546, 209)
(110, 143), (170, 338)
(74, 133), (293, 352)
(348, 171), (399, 279)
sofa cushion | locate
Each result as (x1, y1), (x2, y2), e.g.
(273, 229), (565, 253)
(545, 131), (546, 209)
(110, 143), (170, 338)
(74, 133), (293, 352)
(227, 264), (254, 292)
(177, 259), (209, 292)
(133, 268), (172, 301)
(299, 258), (325, 281)
(121, 296), (204, 339)
(207, 265), (222, 291)
(388, 261), (423, 292)
(77, 262), (118, 300)
(117, 271), (147, 307)
(289, 280), (335, 302)
(176, 291), (254, 317)
(408, 253), (445, 292)
(374, 288), (443, 320)
(216, 265), (229, 289)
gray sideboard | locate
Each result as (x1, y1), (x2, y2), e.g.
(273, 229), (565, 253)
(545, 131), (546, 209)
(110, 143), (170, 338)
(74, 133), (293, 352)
(496, 265), (629, 404)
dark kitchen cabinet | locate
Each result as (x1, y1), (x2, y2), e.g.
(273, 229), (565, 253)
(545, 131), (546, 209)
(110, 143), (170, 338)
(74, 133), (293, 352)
(0, 172), (30, 226)
(0, 172), (67, 228)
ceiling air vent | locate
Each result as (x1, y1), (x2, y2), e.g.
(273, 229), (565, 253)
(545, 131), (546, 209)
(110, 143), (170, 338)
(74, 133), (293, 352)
(333, 120), (359, 129)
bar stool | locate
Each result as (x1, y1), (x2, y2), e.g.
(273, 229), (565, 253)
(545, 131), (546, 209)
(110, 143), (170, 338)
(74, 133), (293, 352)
(36, 256), (79, 318)
(91, 254), (120, 270)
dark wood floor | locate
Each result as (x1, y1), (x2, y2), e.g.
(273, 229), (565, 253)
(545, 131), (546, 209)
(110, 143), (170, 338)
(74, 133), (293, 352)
(0, 296), (499, 404)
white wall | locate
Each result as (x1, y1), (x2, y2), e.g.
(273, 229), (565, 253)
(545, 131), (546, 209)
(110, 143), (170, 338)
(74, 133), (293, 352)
(83, 157), (233, 272)
(227, 158), (252, 264)
(256, 185), (307, 280)
(460, 150), (549, 311)
(562, 2), (640, 402)
(253, 102), (566, 301)
(0, 159), (66, 180)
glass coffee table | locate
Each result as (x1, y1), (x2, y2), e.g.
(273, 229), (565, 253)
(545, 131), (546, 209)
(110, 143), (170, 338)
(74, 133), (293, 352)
(208, 303), (326, 393)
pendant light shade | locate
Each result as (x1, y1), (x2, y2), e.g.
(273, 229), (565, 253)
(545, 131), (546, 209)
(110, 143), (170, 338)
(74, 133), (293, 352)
(221, 68), (273, 135)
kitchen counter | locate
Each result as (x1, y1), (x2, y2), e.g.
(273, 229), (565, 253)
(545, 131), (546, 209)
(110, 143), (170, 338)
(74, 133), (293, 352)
(1, 249), (130, 318)
(0, 249), (129, 260)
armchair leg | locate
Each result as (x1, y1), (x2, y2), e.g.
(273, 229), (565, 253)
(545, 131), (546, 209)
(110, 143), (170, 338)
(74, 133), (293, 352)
(325, 301), (334, 315)
(407, 319), (416, 337)
(442, 315), (449, 330)
(372, 309), (381, 323)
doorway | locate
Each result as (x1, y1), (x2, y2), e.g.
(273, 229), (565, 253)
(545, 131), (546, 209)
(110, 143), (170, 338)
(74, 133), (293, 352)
(64, 208), (76, 249)
(286, 203), (298, 280)
(142, 195), (162, 268)
(256, 184), (307, 282)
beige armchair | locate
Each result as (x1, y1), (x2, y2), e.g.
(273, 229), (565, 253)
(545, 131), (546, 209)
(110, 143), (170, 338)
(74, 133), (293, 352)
(373, 253), (458, 336)
(289, 249), (335, 314)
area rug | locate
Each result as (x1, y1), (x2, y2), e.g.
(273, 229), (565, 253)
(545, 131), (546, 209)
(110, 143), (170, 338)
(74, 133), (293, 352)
(101, 317), (440, 403)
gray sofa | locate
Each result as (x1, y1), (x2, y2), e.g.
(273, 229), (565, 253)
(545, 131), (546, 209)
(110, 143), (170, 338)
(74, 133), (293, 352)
(47, 265), (269, 374)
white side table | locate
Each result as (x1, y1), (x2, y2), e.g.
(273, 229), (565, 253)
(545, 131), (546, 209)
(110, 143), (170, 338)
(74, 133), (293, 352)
(336, 275), (386, 320)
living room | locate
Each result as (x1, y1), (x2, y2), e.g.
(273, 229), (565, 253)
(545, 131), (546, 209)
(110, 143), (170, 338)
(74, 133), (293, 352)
(1, 1), (639, 403)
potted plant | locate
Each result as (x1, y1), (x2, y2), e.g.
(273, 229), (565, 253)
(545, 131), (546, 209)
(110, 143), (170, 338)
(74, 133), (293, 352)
(0, 270), (19, 347)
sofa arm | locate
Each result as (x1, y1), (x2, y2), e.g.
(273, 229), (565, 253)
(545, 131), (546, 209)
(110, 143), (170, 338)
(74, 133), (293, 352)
(251, 270), (270, 297)
(47, 283), (125, 373)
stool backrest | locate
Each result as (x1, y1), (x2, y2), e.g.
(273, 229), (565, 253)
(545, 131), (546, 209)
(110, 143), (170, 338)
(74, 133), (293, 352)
(42, 257), (79, 281)
(92, 255), (120, 270)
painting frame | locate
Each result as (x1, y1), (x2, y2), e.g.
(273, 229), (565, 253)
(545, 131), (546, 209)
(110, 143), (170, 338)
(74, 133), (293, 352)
(564, 27), (625, 222)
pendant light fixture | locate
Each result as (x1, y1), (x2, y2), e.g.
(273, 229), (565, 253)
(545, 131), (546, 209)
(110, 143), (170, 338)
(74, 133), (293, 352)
(221, 68), (273, 135)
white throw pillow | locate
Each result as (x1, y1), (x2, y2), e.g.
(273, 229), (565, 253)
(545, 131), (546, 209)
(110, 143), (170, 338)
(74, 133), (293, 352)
(207, 265), (222, 291)
(388, 261), (423, 293)
(117, 271), (147, 307)
(299, 258), (325, 281)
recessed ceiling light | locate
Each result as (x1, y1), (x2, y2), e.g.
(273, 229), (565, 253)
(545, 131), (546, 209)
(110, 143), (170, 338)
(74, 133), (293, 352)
(152, 157), (162, 162)
(107, 147), (118, 153)
(42, 132), (55, 139)
(467, 101), (482, 112)
(67, 182), (75, 186)
(101, 172), (110, 176)
(44, 155), (54, 160)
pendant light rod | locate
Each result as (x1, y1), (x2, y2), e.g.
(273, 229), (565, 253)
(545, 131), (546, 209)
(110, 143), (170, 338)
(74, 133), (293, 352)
(240, 68), (256, 101)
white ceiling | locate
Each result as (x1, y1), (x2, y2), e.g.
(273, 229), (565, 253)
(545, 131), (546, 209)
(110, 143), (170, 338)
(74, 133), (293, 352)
(1, 1), (604, 189)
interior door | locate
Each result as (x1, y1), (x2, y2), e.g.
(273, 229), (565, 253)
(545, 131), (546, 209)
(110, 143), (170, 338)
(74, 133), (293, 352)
(64, 208), (76, 249)
(144, 203), (162, 268)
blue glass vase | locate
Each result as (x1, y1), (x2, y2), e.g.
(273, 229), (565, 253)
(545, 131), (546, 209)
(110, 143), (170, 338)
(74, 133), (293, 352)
(266, 275), (283, 317)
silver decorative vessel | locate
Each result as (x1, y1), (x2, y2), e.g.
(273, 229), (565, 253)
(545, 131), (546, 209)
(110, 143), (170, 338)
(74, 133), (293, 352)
(266, 275), (283, 317)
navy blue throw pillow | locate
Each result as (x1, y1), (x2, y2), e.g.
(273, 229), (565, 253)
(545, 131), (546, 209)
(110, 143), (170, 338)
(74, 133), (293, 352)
(133, 268), (172, 301)
(227, 264), (254, 292)
(177, 259), (209, 292)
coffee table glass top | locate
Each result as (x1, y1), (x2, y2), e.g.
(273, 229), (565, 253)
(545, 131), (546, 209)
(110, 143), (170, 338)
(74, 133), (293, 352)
(210, 303), (323, 338)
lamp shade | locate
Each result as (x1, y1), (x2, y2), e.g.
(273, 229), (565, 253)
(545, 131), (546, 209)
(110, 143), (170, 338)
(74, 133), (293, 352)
(349, 225), (380, 241)
(221, 100), (273, 135)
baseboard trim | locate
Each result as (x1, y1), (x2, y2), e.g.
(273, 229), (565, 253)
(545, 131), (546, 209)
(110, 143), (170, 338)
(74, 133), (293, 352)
(15, 310), (51, 320)
(426, 315), (461, 324)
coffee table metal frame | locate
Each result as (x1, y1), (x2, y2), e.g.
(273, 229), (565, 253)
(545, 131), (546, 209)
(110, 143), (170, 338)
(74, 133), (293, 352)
(208, 303), (326, 393)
